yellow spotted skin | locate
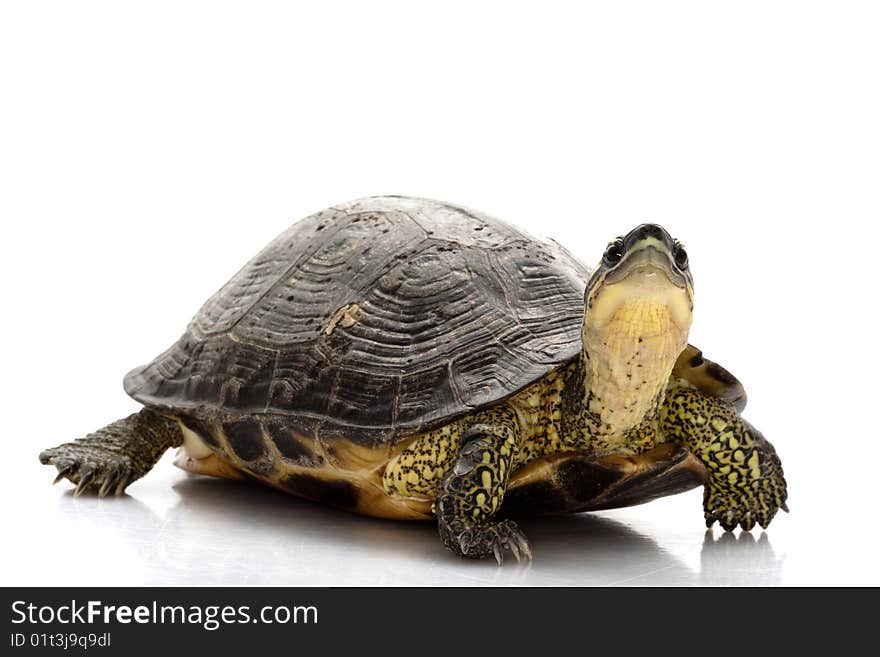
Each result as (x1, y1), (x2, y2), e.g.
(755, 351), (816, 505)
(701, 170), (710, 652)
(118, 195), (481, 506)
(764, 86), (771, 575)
(512, 367), (573, 462)
(383, 359), (788, 549)
(383, 417), (470, 500)
(383, 361), (663, 502)
(432, 405), (530, 560)
(383, 367), (578, 501)
(660, 383), (788, 531)
(386, 360), (674, 560)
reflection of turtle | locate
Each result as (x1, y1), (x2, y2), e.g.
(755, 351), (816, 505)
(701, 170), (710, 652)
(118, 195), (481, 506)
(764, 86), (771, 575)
(700, 530), (784, 586)
(40, 196), (788, 562)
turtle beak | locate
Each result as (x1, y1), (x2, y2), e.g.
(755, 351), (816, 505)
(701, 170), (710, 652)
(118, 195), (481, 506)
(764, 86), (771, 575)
(605, 246), (686, 288)
(605, 224), (690, 290)
(588, 231), (694, 333)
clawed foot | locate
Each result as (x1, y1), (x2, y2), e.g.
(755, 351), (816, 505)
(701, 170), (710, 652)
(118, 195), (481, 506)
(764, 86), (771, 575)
(439, 518), (532, 564)
(40, 444), (135, 497)
(704, 450), (788, 531)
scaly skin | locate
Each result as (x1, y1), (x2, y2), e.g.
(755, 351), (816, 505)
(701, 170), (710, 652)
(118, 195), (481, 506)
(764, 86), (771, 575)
(39, 223), (789, 563)
(387, 355), (788, 554)
(434, 406), (531, 563)
(383, 367), (571, 501)
(40, 409), (183, 496)
(660, 384), (788, 531)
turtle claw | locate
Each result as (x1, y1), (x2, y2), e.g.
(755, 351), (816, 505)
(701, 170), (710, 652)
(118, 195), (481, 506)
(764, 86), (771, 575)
(52, 460), (74, 485)
(74, 465), (96, 497)
(703, 475), (787, 533)
(116, 467), (133, 497)
(702, 441), (788, 533)
(40, 445), (136, 497)
(98, 465), (120, 497)
(457, 530), (474, 556)
(484, 520), (531, 565)
(440, 518), (532, 564)
(509, 526), (532, 562)
(509, 539), (522, 563)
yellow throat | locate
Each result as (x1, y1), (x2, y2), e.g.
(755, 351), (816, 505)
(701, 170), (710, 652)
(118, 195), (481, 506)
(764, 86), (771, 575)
(580, 229), (694, 440)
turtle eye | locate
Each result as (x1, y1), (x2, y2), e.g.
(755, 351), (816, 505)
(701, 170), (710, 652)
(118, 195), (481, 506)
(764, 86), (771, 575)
(673, 241), (689, 269)
(603, 239), (625, 266)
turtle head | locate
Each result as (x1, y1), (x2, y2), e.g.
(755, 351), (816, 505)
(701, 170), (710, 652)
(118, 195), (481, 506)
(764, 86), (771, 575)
(580, 224), (694, 435)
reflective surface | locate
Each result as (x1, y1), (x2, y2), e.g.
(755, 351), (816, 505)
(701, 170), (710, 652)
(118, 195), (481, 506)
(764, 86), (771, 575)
(5, 444), (872, 586)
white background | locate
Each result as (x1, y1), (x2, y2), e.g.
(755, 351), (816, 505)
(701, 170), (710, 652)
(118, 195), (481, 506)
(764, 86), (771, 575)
(1, 1), (878, 586)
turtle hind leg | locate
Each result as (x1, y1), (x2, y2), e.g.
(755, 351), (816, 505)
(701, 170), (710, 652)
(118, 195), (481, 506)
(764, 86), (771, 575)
(39, 408), (183, 497)
(434, 405), (531, 564)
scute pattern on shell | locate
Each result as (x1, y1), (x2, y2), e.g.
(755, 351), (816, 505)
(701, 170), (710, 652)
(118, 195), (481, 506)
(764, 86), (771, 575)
(124, 196), (591, 444)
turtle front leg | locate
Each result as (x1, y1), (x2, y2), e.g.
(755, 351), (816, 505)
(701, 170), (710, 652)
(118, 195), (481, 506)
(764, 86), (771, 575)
(661, 386), (788, 531)
(39, 408), (183, 496)
(434, 405), (530, 563)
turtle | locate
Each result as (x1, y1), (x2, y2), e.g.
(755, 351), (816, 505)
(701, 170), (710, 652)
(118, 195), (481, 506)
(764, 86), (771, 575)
(40, 196), (788, 562)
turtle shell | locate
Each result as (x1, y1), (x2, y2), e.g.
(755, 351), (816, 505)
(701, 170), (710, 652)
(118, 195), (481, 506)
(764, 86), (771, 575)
(124, 196), (590, 445)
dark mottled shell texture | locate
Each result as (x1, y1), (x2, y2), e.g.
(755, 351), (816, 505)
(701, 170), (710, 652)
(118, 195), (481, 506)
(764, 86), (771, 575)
(124, 196), (590, 443)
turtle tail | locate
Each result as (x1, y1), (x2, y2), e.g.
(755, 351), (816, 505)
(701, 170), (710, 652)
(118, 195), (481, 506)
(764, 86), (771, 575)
(39, 408), (183, 496)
